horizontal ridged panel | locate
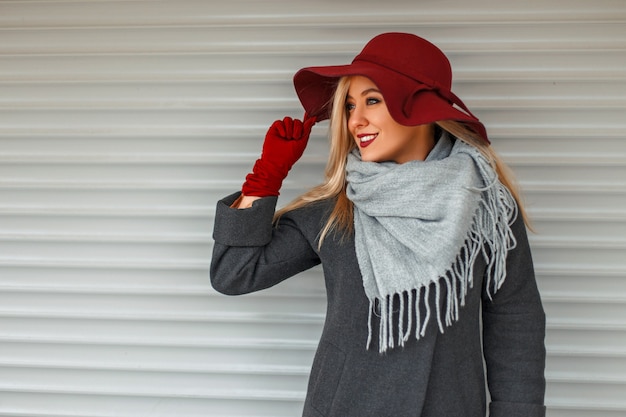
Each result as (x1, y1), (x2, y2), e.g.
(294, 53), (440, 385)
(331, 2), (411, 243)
(0, 0), (624, 28)
(0, 1), (625, 416)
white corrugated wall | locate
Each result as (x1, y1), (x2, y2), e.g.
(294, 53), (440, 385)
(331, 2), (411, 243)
(0, 1), (624, 416)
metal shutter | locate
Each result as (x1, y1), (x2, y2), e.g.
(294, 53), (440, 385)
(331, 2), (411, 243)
(0, 1), (624, 416)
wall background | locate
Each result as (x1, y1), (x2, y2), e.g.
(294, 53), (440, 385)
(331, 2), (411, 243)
(0, 0), (625, 416)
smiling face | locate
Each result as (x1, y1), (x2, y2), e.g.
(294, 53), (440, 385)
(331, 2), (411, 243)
(345, 76), (435, 163)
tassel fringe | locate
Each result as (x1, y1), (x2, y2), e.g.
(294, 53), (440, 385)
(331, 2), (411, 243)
(367, 178), (518, 353)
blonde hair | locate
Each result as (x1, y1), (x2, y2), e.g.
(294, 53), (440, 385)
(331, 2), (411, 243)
(275, 76), (531, 246)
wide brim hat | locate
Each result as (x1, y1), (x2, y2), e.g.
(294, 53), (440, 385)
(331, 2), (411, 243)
(293, 32), (489, 143)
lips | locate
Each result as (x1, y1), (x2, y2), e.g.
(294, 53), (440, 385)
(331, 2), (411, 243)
(358, 133), (378, 148)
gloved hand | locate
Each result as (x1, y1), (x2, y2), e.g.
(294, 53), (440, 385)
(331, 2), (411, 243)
(242, 114), (316, 197)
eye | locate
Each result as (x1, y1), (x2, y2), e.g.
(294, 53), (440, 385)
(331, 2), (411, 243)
(345, 102), (355, 112)
(366, 97), (381, 105)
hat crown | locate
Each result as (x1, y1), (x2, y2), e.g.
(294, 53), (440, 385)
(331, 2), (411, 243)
(292, 32), (489, 143)
(353, 33), (452, 91)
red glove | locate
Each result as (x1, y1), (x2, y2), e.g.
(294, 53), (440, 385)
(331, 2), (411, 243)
(242, 114), (316, 197)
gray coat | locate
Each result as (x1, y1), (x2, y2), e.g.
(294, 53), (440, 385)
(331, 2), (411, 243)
(211, 192), (546, 417)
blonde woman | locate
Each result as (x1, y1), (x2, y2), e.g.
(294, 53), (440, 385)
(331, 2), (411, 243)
(211, 33), (546, 417)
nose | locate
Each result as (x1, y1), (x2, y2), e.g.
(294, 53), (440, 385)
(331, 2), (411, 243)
(348, 105), (367, 132)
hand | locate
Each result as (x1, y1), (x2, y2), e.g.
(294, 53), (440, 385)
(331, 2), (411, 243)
(242, 114), (316, 197)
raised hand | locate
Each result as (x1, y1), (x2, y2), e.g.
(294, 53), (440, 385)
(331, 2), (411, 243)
(242, 114), (316, 197)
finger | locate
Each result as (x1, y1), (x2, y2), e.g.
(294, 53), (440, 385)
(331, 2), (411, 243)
(292, 119), (304, 139)
(303, 115), (317, 135)
(272, 118), (284, 138)
(282, 117), (294, 138)
(268, 119), (284, 137)
(304, 112), (317, 123)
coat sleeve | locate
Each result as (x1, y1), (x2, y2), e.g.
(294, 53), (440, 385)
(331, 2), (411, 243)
(482, 214), (547, 417)
(210, 192), (321, 295)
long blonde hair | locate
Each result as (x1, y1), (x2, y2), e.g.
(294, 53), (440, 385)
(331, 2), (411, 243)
(275, 76), (531, 246)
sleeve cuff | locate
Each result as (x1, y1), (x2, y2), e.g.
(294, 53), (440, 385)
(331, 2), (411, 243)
(489, 401), (546, 417)
(212, 192), (278, 247)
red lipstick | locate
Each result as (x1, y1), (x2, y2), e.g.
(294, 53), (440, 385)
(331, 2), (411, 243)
(358, 133), (378, 148)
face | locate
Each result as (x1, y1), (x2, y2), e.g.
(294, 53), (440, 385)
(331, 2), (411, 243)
(345, 76), (435, 163)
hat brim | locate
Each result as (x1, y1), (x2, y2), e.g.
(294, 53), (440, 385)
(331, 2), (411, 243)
(293, 61), (489, 143)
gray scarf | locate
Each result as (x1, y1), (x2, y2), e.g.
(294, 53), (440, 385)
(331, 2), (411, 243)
(346, 133), (518, 352)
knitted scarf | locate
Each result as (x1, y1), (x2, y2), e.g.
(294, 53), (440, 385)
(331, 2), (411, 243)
(345, 133), (518, 352)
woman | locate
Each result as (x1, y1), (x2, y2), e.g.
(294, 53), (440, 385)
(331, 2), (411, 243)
(211, 32), (546, 417)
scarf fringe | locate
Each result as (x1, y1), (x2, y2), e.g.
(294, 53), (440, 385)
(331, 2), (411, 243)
(367, 179), (518, 353)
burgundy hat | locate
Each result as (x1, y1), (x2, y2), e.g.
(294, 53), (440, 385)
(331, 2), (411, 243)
(293, 32), (489, 143)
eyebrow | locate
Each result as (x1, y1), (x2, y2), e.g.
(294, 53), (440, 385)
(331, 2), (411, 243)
(346, 88), (382, 100)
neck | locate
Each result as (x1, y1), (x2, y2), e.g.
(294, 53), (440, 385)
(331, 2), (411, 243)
(414, 124), (436, 161)
(398, 124), (436, 163)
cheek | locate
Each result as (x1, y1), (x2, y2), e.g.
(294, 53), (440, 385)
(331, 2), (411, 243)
(347, 123), (357, 141)
(395, 125), (417, 140)
(347, 118), (357, 136)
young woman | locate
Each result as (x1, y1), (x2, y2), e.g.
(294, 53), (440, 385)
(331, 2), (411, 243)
(211, 32), (546, 417)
